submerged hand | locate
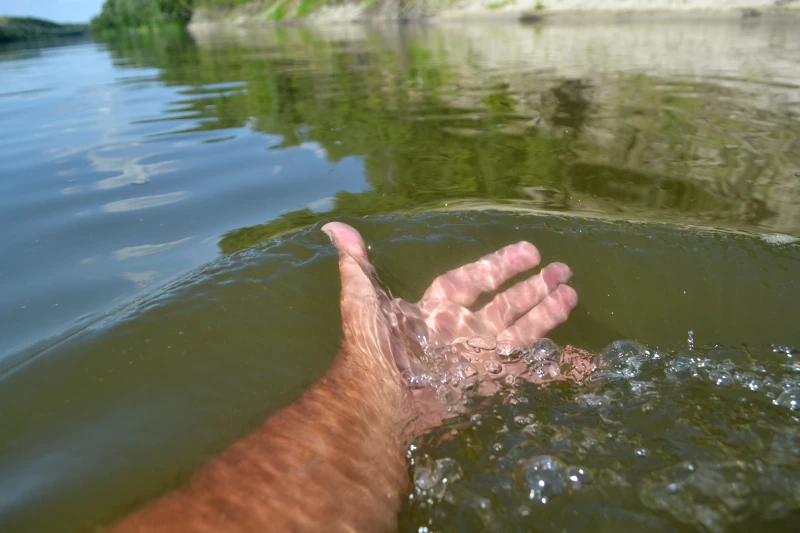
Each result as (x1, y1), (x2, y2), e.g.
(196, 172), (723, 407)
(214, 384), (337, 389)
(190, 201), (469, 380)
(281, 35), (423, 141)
(322, 222), (579, 431)
(109, 222), (583, 533)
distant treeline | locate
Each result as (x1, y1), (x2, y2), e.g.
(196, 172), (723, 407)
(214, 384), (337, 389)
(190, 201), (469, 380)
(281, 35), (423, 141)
(0, 17), (88, 43)
(91, 0), (199, 31)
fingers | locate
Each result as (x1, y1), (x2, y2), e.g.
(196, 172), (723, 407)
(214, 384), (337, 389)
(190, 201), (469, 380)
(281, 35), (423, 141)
(497, 284), (577, 345)
(422, 242), (541, 308)
(477, 262), (572, 333)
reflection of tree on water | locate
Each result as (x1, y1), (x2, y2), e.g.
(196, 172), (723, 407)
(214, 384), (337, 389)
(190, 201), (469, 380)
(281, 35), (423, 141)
(98, 23), (800, 253)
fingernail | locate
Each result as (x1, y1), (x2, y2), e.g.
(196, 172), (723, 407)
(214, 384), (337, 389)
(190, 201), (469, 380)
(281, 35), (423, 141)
(321, 224), (336, 244)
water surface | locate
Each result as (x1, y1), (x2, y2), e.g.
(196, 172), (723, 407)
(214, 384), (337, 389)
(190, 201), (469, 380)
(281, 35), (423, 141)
(0, 16), (798, 533)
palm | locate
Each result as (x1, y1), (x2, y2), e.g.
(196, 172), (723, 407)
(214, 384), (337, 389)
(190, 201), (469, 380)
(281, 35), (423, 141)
(322, 222), (578, 425)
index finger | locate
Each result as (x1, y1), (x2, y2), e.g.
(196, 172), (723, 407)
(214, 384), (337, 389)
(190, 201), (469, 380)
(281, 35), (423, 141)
(422, 242), (541, 308)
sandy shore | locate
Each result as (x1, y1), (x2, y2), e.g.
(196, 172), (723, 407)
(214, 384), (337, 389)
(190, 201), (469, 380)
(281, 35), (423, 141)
(440, 0), (794, 16)
(429, 0), (799, 25)
(190, 0), (799, 27)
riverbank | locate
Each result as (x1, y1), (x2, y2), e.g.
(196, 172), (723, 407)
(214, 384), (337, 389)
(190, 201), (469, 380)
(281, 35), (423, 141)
(189, 0), (799, 27)
(0, 17), (88, 44)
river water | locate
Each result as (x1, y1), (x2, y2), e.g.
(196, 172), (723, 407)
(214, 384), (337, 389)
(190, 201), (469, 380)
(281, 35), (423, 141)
(0, 16), (798, 532)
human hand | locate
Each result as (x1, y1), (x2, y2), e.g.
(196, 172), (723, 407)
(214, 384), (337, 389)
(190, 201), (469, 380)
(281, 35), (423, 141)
(322, 222), (582, 433)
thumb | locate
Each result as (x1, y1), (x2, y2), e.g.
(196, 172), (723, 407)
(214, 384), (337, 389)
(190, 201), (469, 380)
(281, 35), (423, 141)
(321, 222), (379, 305)
(322, 222), (408, 381)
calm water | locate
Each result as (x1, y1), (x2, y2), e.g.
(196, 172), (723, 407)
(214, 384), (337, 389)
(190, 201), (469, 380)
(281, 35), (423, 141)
(0, 17), (799, 532)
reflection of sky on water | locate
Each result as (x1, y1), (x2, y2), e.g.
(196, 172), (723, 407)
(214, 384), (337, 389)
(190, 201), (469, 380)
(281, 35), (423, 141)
(90, 151), (177, 189)
(101, 191), (188, 213)
(112, 237), (193, 261)
(0, 41), (369, 361)
(120, 270), (160, 287)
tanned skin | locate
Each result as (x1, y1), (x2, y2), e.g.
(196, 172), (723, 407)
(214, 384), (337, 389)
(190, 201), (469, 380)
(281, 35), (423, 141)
(109, 222), (579, 533)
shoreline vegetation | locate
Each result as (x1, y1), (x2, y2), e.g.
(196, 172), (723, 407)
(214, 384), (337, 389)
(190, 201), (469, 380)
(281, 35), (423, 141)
(88, 0), (799, 33)
(0, 17), (88, 43)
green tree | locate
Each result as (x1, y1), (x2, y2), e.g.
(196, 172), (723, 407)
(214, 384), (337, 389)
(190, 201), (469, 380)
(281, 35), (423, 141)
(91, 0), (195, 31)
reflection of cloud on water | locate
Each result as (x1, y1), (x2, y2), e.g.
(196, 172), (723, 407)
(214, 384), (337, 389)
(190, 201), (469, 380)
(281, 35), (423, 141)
(121, 271), (159, 286)
(89, 151), (177, 190)
(45, 145), (90, 160)
(298, 141), (327, 159)
(306, 197), (335, 213)
(101, 191), (187, 213)
(112, 237), (193, 261)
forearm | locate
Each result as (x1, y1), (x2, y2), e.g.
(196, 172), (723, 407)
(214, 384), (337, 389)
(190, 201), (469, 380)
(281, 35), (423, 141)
(109, 352), (413, 533)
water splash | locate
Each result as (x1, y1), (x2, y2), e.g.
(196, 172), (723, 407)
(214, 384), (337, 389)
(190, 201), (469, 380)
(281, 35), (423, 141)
(405, 341), (800, 532)
(407, 337), (593, 414)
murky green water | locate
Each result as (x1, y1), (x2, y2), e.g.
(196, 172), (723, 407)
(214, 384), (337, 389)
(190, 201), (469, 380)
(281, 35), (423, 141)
(0, 17), (798, 532)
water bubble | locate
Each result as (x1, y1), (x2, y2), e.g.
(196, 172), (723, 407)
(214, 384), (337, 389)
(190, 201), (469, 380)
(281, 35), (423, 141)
(600, 340), (651, 378)
(414, 457), (463, 498)
(441, 387), (461, 405)
(414, 459), (441, 491)
(578, 393), (611, 409)
(708, 369), (733, 387)
(629, 381), (653, 395)
(484, 360), (502, 374)
(761, 234), (798, 245)
(497, 341), (526, 363)
(530, 338), (560, 361)
(514, 415), (533, 425)
(565, 466), (592, 489)
(523, 455), (566, 502)
(531, 360), (560, 381)
(435, 457), (463, 485)
(461, 377), (479, 391)
(456, 363), (478, 381)
(468, 336), (496, 351)
(639, 461), (797, 531)
(773, 387), (800, 410)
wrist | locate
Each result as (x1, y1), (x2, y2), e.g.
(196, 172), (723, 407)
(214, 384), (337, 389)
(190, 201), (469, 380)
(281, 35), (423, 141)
(324, 347), (416, 444)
